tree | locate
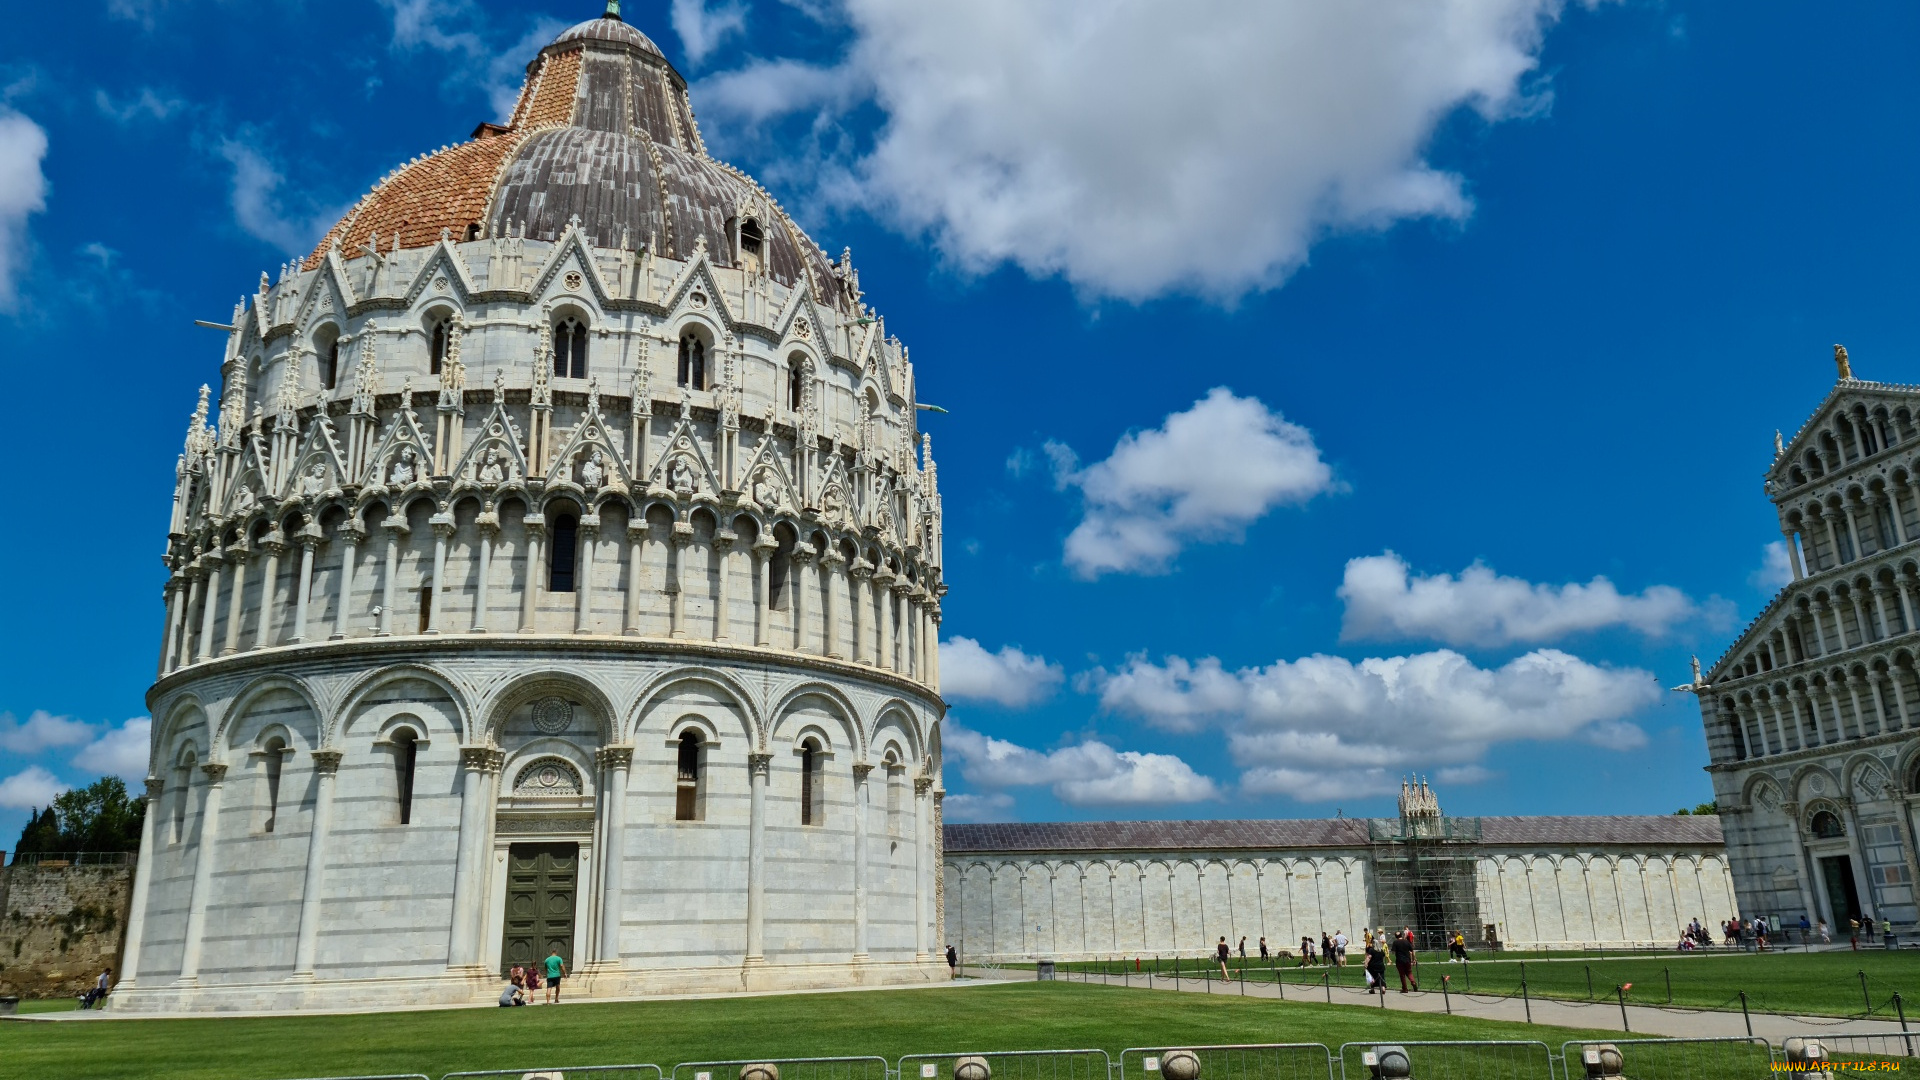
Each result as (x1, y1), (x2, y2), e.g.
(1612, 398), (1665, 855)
(13, 806), (60, 856)
(1674, 801), (1719, 816)
(9, 778), (146, 857)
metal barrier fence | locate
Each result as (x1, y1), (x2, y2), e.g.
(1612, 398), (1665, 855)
(1335, 1040), (1554, 1080)
(1117, 1043), (1334, 1080)
(896, 1049), (1111, 1080)
(1781, 1032), (1920, 1069)
(1556, 1038), (1773, 1079)
(672, 1057), (891, 1080)
(445, 1067), (665, 1080)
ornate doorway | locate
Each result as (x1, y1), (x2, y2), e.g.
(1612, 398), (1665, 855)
(1819, 854), (1862, 927)
(501, 842), (578, 977)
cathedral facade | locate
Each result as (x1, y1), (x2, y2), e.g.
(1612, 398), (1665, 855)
(117, 9), (948, 1013)
(1687, 348), (1920, 937)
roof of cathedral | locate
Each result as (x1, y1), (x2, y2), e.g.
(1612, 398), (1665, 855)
(304, 10), (844, 307)
(943, 815), (1723, 854)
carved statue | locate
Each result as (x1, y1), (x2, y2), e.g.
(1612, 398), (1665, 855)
(232, 485), (255, 514)
(752, 470), (776, 509)
(1835, 344), (1852, 380)
(298, 463), (327, 497)
(580, 449), (608, 492)
(821, 485), (846, 521)
(668, 456), (697, 496)
(389, 447), (419, 487)
(477, 447), (507, 485)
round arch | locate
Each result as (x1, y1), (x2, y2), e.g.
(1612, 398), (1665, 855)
(628, 665), (760, 746)
(476, 667), (621, 747)
(330, 662), (474, 747)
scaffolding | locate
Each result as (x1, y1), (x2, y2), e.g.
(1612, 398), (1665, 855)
(1369, 780), (1485, 950)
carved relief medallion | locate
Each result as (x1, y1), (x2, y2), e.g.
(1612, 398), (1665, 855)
(532, 696), (574, 734)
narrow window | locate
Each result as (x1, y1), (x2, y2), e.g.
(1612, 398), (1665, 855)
(885, 756), (902, 838)
(430, 319), (448, 375)
(740, 218), (764, 275)
(675, 730), (702, 822)
(464, 223), (481, 241)
(322, 340), (340, 390)
(418, 584), (433, 633)
(170, 760), (192, 844)
(769, 548), (789, 610)
(678, 334), (706, 390)
(394, 729), (419, 825)
(550, 513), (579, 592)
(800, 740), (818, 826)
(555, 317), (588, 379)
(787, 361), (804, 412)
(262, 738), (285, 833)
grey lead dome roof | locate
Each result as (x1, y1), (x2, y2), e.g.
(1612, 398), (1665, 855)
(307, 15), (847, 309)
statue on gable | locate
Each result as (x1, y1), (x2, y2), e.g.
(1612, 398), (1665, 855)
(477, 447), (508, 486)
(821, 484), (847, 523)
(233, 485), (256, 515)
(668, 456), (698, 497)
(298, 463), (328, 498)
(580, 449), (608, 492)
(389, 447), (420, 487)
(751, 469), (778, 510)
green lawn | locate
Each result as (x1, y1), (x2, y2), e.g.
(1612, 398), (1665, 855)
(1037, 949), (1918, 1017)
(0, 980), (1628, 1080)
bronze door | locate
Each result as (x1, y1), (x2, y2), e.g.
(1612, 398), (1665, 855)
(501, 842), (577, 977)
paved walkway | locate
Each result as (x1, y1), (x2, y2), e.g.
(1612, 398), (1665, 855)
(974, 966), (1919, 1042)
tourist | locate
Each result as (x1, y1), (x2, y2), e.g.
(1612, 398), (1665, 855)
(1798, 914), (1812, 945)
(946, 944), (957, 974)
(499, 979), (526, 1007)
(1259, 936), (1269, 961)
(1850, 917), (1861, 950)
(1818, 919), (1831, 944)
(1863, 913), (1876, 940)
(1390, 930), (1418, 992)
(1238, 936), (1247, 960)
(543, 950), (566, 1004)
(1364, 939), (1386, 995)
(1333, 930), (1348, 967)
(1755, 916), (1770, 950)
(79, 967), (110, 1010)
(1320, 932), (1334, 968)
(1300, 936), (1314, 966)
(1449, 931), (1468, 962)
(1216, 937), (1231, 979)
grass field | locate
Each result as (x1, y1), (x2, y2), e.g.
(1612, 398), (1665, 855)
(0, 980), (1629, 1080)
(1031, 949), (1918, 1017)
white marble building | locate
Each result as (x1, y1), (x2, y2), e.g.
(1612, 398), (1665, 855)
(1685, 347), (1920, 937)
(117, 8), (948, 1013)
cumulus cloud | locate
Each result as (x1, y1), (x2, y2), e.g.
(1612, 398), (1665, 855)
(1091, 647), (1660, 802)
(0, 107), (48, 311)
(697, 0), (1594, 301)
(1051, 389), (1335, 578)
(377, 0), (566, 120)
(1339, 551), (1707, 647)
(0, 710), (95, 755)
(216, 140), (341, 257)
(0, 766), (67, 810)
(73, 717), (152, 783)
(941, 791), (1014, 823)
(672, 0), (748, 65)
(1752, 541), (1795, 592)
(945, 721), (1221, 807)
(940, 638), (1065, 708)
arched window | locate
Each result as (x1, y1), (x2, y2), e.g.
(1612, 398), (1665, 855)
(170, 754), (193, 845)
(800, 737), (822, 826)
(884, 751), (903, 838)
(787, 359), (805, 412)
(1810, 809), (1845, 839)
(554, 317), (588, 379)
(678, 333), (707, 390)
(675, 730), (702, 822)
(550, 512), (579, 592)
(262, 737), (286, 833)
(320, 339), (340, 390)
(393, 728), (419, 826)
(769, 526), (796, 610)
(464, 222), (482, 241)
(739, 218), (764, 275)
(429, 318), (448, 375)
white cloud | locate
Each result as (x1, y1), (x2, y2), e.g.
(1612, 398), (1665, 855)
(1051, 388), (1335, 578)
(73, 717), (151, 783)
(377, 0), (566, 121)
(945, 721), (1221, 807)
(0, 107), (48, 312)
(0, 766), (67, 810)
(940, 638), (1064, 708)
(1339, 551), (1705, 647)
(217, 140), (339, 257)
(94, 87), (184, 124)
(672, 0), (749, 65)
(1752, 540), (1795, 592)
(941, 791), (1014, 822)
(0, 710), (95, 755)
(1092, 647), (1659, 802)
(697, 0), (1594, 301)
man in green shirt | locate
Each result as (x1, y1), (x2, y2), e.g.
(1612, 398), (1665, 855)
(543, 950), (566, 1004)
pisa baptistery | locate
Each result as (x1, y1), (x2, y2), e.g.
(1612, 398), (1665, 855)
(116, 6), (948, 1013)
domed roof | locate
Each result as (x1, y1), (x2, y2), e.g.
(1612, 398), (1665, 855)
(306, 10), (845, 309)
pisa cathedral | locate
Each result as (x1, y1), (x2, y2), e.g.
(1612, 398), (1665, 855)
(1682, 347), (1920, 938)
(120, 8), (948, 1013)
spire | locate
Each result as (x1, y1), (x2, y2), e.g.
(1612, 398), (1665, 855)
(605, 0), (623, 21)
(1835, 343), (1853, 381)
(352, 321), (379, 415)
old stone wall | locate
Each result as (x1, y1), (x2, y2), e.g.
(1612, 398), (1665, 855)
(0, 860), (135, 998)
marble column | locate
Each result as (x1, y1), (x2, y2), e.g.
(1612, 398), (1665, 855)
(194, 552), (224, 663)
(222, 547), (249, 656)
(331, 528), (361, 640)
(447, 746), (503, 969)
(752, 537), (776, 646)
(255, 539), (285, 649)
(746, 752), (771, 964)
(713, 531), (736, 642)
(1808, 606), (1831, 657)
(521, 518), (545, 633)
(179, 570), (205, 667)
(291, 533), (318, 644)
(928, 604), (942, 692)
(378, 520), (403, 637)
(873, 570), (895, 671)
(914, 776), (932, 958)
(1842, 507), (1864, 563)
(292, 749), (343, 977)
(894, 582), (913, 675)
(1868, 675), (1893, 738)
(176, 762), (229, 983)
(823, 550), (847, 659)
(1889, 665), (1912, 731)
(849, 562), (872, 664)
(852, 762), (872, 960)
(1786, 529), (1807, 580)
(116, 777), (164, 987)
(1846, 674), (1874, 737)
(429, 516), (453, 634)
(669, 521), (693, 638)
(624, 522), (649, 635)
(597, 745), (633, 964)
(1766, 696), (1792, 755)
(1898, 580), (1918, 634)
(1887, 494), (1909, 545)
(575, 516), (598, 634)
(791, 545), (816, 652)
(472, 516), (496, 633)
(159, 578), (184, 675)
(1850, 592), (1873, 645)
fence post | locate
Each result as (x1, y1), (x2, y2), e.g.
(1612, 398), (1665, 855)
(1586, 965), (1593, 1001)
(1521, 963), (1531, 1024)
(1664, 967), (1671, 1004)
(1324, 971), (1331, 1005)
(1861, 970), (1872, 1015)
(1896, 991), (1914, 1059)
(1441, 975), (1451, 1015)
(1617, 985), (1630, 1032)
(1740, 990), (1752, 1037)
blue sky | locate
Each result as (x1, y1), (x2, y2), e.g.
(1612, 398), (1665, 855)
(1, 0), (1916, 842)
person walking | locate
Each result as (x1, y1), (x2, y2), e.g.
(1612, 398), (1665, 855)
(1238, 936), (1247, 960)
(1320, 932), (1334, 968)
(543, 949), (566, 1004)
(1333, 930), (1348, 967)
(1216, 937), (1232, 979)
(1390, 929), (1418, 992)
(1259, 936), (1269, 961)
(80, 967), (110, 1010)
(1300, 936), (1314, 966)
(1818, 919), (1831, 945)
(946, 944), (958, 975)
(1365, 939), (1387, 995)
